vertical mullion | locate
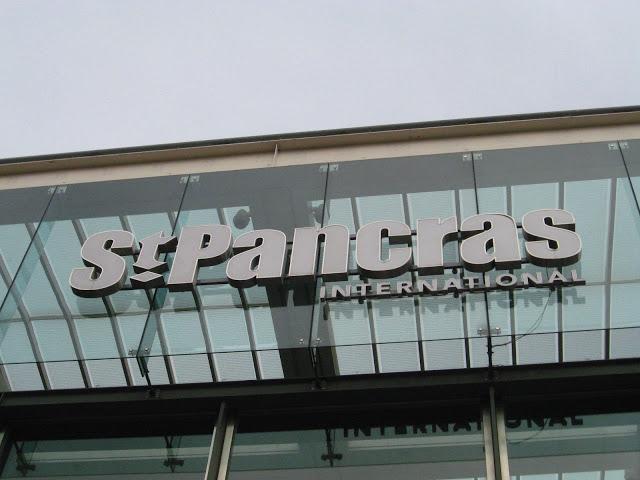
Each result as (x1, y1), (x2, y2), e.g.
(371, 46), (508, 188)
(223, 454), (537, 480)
(350, 197), (379, 373)
(495, 406), (511, 480)
(215, 412), (237, 480)
(401, 193), (424, 370)
(455, 187), (472, 369)
(0, 256), (51, 390)
(191, 290), (218, 382)
(204, 402), (237, 480)
(603, 176), (617, 359)
(506, 183), (517, 366)
(411, 269), (425, 371)
(72, 219), (133, 386)
(489, 387), (506, 480)
(482, 408), (497, 480)
(557, 182), (564, 364)
(25, 222), (91, 388)
(237, 289), (261, 380)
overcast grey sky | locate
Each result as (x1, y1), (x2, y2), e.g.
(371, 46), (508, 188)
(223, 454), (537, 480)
(1, 0), (639, 158)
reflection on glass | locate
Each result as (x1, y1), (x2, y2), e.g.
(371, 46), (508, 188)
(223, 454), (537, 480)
(611, 179), (640, 282)
(562, 286), (605, 362)
(471, 291), (512, 368)
(0, 434), (210, 479)
(506, 410), (640, 480)
(0, 186), (53, 311)
(420, 292), (466, 371)
(474, 142), (636, 366)
(564, 179), (611, 282)
(610, 282), (640, 359)
(513, 289), (558, 365)
(371, 297), (420, 373)
(317, 153), (478, 374)
(0, 176), (185, 391)
(136, 165), (326, 383)
(230, 414), (486, 480)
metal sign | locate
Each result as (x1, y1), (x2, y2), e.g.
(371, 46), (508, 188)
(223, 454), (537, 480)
(69, 208), (583, 298)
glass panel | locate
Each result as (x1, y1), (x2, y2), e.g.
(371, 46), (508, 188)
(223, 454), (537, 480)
(0, 176), (187, 391)
(473, 142), (634, 365)
(315, 153), (478, 375)
(0, 186), (54, 390)
(0, 434), (210, 478)
(0, 186), (52, 295)
(139, 165), (328, 381)
(506, 409), (640, 480)
(230, 409), (487, 480)
(611, 140), (640, 356)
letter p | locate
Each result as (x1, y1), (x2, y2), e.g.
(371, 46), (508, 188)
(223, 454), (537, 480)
(167, 225), (232, 291)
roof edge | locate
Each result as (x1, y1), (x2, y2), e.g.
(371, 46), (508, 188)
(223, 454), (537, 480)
(2, 105), (640, 165)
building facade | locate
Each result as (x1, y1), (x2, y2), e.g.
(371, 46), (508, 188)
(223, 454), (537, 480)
(0, 108), (638, 479)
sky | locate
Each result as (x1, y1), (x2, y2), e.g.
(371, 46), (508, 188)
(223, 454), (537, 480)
(1, 0), (639, 158)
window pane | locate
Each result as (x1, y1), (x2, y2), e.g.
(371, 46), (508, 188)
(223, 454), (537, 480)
(139, 165), (328, 382)
(473, 142), (633, 365)
(0, 434), (210, 479)
(0, 176), (187, 391)
(506, 410), (640, 480)
(316, 153), (478, 375)
(230, 410), (487, 480)
(0, 187), (53, 390)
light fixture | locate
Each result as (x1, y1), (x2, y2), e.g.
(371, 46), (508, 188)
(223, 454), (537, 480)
(233, 208), (251, 229)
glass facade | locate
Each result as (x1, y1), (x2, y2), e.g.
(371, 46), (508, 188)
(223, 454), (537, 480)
(0, 134), (639, 480)
(1, 434), (210, 479)
(229, 411), (487, 479)
(505, 411), (640, 480)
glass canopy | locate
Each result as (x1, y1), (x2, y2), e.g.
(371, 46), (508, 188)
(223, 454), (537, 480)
(0, 140), (638, 391)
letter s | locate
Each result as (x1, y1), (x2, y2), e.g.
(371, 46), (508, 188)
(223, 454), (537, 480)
(522, 209), (582, 267)
(69, 230), (135, 297)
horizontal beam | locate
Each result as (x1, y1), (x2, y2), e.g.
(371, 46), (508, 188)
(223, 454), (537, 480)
(1, 360), (638, 425)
